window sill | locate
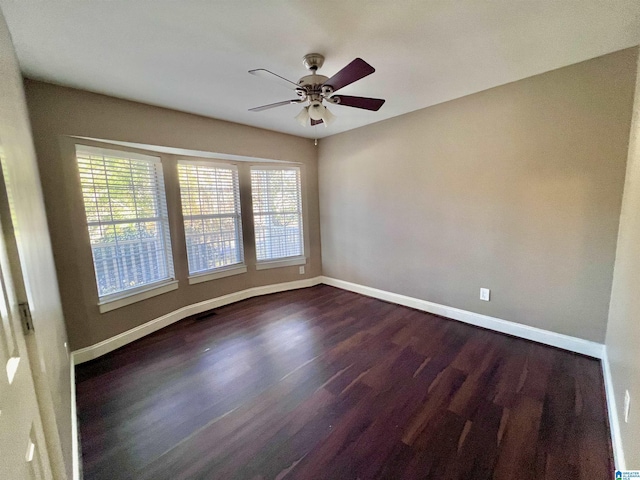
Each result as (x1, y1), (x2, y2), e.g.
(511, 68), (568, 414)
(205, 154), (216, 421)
(188, 265), (247, 285)
(255, 256), (306, 271)
(98, 280), (179, 314)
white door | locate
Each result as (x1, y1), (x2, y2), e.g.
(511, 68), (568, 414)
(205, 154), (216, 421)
(0, 211), (52, 480)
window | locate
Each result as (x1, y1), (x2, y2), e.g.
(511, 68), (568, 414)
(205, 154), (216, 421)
(251, 167), (304, 262)
(178, 161), (243, 276)
(76, 146), (174, 299)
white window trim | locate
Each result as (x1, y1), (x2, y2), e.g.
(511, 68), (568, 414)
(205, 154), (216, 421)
(249, 164), (301, 170)
(98, 280), (179, 314)
(255, 255), (306, 271)
(79, 144), (162, 164)
(178, 159), (239, 169)
(77, 144), (175, 302)
(251, 166), (305, 263)
(178, 159), (245, 277)
(188, 264), (247, 285)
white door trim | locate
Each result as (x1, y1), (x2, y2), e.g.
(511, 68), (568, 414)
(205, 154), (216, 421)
(602, 349), (626, 470)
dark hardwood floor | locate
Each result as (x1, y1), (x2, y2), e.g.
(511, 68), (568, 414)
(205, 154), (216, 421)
(75, 285), (613, 480)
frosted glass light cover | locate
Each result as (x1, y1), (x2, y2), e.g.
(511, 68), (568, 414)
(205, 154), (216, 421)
(320, 106), (335, 126)
(308, 104), (324, 121)
(295, 107), (309, 126)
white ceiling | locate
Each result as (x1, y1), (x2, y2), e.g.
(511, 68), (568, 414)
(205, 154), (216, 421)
(1, 1), (639, 139)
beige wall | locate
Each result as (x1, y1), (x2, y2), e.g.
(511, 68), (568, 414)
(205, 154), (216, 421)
(0, 11), (72, 479)
(606, 48), (640, 469)
(319, 48), (637, 343)
(24, 81), (321, 350)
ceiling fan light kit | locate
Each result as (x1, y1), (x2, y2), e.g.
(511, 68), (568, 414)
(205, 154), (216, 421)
(295, 106), (310, 126)
(249, 53), (385, 128)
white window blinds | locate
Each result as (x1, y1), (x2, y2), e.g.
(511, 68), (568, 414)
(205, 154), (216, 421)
(76, 145), (174, 298)
(251, 167), (303, 261)
(178, 161), (243, 275)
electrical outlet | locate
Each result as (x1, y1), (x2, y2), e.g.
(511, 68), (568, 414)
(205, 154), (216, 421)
(299, 266), (305, 275)
(480, 288), (491, 301)
(624, 390), (631, 423)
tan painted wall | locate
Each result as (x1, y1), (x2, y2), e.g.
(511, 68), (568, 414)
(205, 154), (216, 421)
(24, 80), (322, 351)
(606, 48), (640, 469)
(0, 11), (72, 479)
(319, 48), (637, 343)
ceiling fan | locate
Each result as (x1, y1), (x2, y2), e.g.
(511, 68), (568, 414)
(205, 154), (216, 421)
(248, 53), (385, 127)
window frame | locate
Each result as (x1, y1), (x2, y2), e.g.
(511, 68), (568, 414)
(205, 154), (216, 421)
(75, 144), (176, 310)
(177, 159), (246, 283)
(250, 165), (306, 269)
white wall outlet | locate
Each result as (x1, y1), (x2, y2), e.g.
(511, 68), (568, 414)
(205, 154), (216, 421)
(624, 390), (631, 423)
(299, 266), (305, 275)
(480, 288), (491, 301)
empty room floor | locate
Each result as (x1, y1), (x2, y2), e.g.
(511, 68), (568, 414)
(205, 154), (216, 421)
(75, 285), (613, 479)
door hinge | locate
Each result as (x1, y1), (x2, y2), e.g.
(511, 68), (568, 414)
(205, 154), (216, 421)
(18, 302), (34, 335)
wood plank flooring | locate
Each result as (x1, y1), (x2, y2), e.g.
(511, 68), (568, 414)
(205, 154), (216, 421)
(75, 285), (613, 479)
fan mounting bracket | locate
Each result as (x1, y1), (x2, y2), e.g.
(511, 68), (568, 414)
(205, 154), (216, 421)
(302, 53), (325, 72)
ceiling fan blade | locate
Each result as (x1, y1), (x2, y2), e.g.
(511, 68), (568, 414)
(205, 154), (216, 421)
(249, 99), (300, 112)
(322, 58), (375, 92)
(249, 69), (299, 90)
(311, 119), (323, 126)
(333, 95), (385, 111)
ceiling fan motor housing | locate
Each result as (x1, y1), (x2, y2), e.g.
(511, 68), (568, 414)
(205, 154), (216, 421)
(297, 74), (329, 88)
(297, 73), (330, 105)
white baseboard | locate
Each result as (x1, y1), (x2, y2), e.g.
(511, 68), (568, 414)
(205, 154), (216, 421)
(602, 349), (626, 470)
(323, 277), (624, 462)
(320, 276), (605, 359)
(70, 356), (80, 480)
(70, 274), (618, 474)
(75, 274), (604, 365)
(73, 276), (323, 364)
